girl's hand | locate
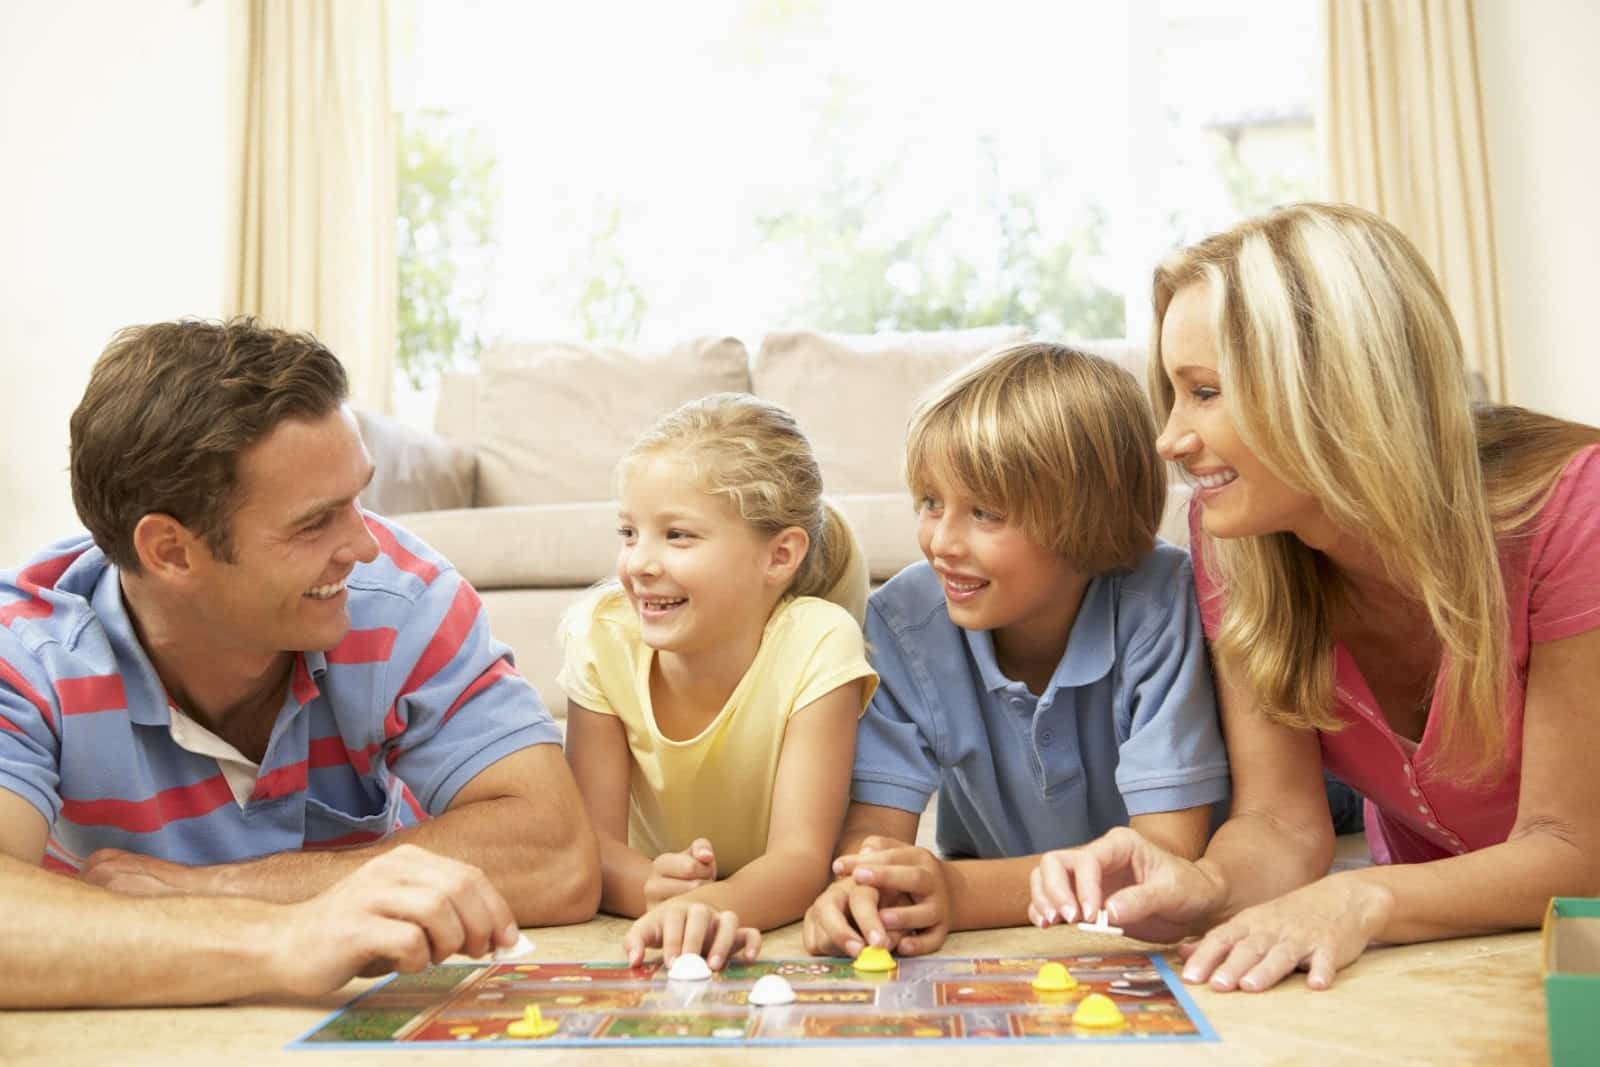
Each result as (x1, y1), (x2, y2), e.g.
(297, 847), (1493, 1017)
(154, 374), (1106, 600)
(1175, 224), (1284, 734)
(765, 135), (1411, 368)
(1028, 827), (1225, 944)
(623, 899), (760, 970)
(1177, 874), (1394, 992)
(643, 838), (717, 909)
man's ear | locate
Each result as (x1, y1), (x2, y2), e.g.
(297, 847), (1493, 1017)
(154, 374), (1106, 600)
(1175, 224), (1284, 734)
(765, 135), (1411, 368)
(130, 513), (204, 580)
(765, 526), (810, 589)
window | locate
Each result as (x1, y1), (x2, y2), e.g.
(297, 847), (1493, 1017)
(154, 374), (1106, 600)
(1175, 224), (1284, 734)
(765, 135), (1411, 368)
(391, 0), (1320, 399)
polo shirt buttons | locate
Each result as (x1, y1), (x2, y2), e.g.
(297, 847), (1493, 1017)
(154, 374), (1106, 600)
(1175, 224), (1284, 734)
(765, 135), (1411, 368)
(1039, 730), (1055, 746)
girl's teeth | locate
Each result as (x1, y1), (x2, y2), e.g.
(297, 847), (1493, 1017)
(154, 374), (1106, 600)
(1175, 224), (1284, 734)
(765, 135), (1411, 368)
(1196, 470), (1238, 489)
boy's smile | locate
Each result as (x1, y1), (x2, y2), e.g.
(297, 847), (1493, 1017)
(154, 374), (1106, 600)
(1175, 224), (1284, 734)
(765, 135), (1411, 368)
(915, 468), (1089, 688)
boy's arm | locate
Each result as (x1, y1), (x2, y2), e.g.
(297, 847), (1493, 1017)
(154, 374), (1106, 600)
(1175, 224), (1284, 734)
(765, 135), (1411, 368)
(673, 681), (864, 930)
(1129, 807), (1213, 861)
(564, 701), (658, 919)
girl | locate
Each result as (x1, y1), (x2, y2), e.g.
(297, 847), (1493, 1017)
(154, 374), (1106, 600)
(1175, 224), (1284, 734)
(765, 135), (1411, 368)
(1031, 202), (1600, 992)
(561, 392), (877, 970)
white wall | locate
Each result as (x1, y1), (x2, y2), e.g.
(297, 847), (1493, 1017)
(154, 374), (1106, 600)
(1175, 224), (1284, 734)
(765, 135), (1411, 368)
(1477, 0), (1600, 426)
(0, 0), (228, 563)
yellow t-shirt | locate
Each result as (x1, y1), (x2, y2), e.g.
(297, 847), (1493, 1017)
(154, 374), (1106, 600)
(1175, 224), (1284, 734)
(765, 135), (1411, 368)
(558, 590), (878, 874)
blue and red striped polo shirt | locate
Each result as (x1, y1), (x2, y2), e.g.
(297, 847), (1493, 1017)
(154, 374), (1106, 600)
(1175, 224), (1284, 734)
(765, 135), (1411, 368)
(0, 514), (561, 872)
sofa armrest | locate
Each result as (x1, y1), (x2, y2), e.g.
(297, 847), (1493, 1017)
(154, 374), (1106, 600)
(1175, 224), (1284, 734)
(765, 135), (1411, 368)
(356, 409), (478, 516)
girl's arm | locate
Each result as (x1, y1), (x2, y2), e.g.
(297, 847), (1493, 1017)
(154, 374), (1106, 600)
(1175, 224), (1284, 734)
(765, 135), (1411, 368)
(564, 701), (658, 918)
(674, 679), (863, 930)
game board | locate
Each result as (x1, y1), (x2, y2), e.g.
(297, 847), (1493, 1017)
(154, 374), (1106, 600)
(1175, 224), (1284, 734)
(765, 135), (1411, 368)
(293, 952), (1217, 1048)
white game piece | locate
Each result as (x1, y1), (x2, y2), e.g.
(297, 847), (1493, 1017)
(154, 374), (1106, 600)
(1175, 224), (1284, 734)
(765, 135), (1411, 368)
(1075, 908), (1124, 936)
(667, 952), (712, 981)
(747, 973), (796, 1006)
(492, 932), (535, 961)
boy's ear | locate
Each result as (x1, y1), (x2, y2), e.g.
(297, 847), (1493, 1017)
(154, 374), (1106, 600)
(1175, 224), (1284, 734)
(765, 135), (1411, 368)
(765, 526), (811, 587)
(130, 513), (205, 580)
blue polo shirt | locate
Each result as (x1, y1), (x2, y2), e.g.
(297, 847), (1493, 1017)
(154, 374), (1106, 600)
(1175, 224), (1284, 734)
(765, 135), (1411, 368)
(851, 542), (1228, 859)
(0, 515), (561, 871)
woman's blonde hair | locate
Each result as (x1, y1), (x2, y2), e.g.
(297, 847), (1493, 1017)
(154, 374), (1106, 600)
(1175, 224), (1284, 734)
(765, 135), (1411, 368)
(617, 392), (869, 623)
(1150, 202), (1600, 778)
(906, 342), (1166, 575)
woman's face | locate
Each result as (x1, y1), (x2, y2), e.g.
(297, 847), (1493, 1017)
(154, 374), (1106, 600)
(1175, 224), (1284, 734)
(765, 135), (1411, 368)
(1156, 281), (1326, 541)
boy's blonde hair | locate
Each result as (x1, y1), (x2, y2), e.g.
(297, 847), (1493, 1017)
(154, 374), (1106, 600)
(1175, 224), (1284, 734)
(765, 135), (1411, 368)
(619, 392), (869, 623)
(1150, 202), (1600, 778)
(905, 342), (1166, 575)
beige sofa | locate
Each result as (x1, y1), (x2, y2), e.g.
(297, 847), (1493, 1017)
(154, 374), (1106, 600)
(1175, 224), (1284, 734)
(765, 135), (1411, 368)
(358, 328), (1191, 716)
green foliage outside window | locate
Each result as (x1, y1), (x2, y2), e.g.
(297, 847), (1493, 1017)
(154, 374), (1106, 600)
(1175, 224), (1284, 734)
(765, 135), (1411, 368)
(395, 110), (498, 388)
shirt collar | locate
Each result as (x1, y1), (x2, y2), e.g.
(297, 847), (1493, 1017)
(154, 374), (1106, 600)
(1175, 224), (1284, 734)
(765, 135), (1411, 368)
(93, 564), (173, 727)
(961, 574), (1117, 694)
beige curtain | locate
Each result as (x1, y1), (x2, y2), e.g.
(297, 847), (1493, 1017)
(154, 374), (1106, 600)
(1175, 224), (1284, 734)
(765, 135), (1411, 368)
(229, 0), (396, 413)
(1325, 0), (1506, 401)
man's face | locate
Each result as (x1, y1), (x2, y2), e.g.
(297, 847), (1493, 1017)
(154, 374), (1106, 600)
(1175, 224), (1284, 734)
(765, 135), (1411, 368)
(188, 406), (379, 658)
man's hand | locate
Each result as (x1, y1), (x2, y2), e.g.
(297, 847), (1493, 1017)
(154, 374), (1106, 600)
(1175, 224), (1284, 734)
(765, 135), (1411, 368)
(833, 843), (951, 956)
(642, 838), (718, 909)
(623, 899), (760, 971)
(80, 849), (201, 897)
(268, 844), (520, 997)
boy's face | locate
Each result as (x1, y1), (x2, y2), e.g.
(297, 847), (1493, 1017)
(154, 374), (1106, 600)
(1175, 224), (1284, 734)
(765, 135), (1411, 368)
(914, 468), (1086, 648)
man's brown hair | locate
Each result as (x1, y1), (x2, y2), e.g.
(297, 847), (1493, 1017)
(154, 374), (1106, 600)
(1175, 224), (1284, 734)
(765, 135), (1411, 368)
(70, 317), (349, 571)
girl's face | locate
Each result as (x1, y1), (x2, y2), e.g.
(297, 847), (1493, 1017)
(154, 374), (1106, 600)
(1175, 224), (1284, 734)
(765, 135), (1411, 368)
(615, 454), (786, 658)
(914, 467), (1085, 646)
(1156, 282), (1325, 541)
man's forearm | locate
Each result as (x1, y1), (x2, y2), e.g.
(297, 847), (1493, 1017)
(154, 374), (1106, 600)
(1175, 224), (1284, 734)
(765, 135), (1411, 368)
(944, 855), (1038, 931)
(1, 858), (284, 1008)
(204, 796), (600, 924)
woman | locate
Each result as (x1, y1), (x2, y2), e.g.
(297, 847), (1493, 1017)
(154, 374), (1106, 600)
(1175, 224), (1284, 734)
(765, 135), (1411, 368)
(1028, 202), (1600, 992)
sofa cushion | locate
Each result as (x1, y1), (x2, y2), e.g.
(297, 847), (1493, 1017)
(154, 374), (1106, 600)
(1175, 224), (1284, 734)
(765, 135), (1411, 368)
(355, 409), (477, 515)
(752, 327), (1031, 495)
(472, 336), (753, 507)
(394, 502), (619, 590)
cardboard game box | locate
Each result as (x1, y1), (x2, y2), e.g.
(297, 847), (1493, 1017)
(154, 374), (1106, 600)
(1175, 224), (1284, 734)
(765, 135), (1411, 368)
(1543, 897), (1600, 1067)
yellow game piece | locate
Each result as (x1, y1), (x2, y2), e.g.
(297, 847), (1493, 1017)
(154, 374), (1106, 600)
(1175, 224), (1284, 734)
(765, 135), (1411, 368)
(505, 1004), (560, 1039)
(1031, 962), (1078, 993)
(852, 945), (897, 972)
(1071, 992), (1126, 1029)
(447, 1025), (479, 1036)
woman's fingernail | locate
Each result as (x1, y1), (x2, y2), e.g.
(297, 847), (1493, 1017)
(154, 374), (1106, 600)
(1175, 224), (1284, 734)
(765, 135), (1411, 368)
(846, 939), (862, 956)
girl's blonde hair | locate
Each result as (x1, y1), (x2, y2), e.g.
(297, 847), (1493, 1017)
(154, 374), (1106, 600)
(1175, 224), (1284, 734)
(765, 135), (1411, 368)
(1150, 202), (1600, 778)
(618, 392), (869, 623)
(906, 342), (1166, 575)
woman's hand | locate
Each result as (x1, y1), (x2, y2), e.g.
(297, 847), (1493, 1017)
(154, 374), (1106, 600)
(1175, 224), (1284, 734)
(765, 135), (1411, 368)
(1028, 827), (1226, 944)
(1177, 872), (1394, 992)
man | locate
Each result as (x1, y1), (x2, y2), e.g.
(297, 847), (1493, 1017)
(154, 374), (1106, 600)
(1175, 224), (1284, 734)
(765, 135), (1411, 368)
(0, 319), (599, 1007)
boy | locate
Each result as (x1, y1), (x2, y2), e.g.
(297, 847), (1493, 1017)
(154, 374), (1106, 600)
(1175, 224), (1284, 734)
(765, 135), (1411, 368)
(802, 343), (1228, 957)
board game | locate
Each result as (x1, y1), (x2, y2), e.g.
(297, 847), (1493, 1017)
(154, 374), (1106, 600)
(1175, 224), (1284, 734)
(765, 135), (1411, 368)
(293, 952), (1217, 1049)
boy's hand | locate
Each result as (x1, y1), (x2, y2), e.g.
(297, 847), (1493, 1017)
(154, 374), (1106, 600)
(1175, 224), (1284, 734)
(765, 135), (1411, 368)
(624, 899), (760, 970)
(835, 844), (951, 956)
(801, 876), (904, 957)
(643, 838), (717, 909)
